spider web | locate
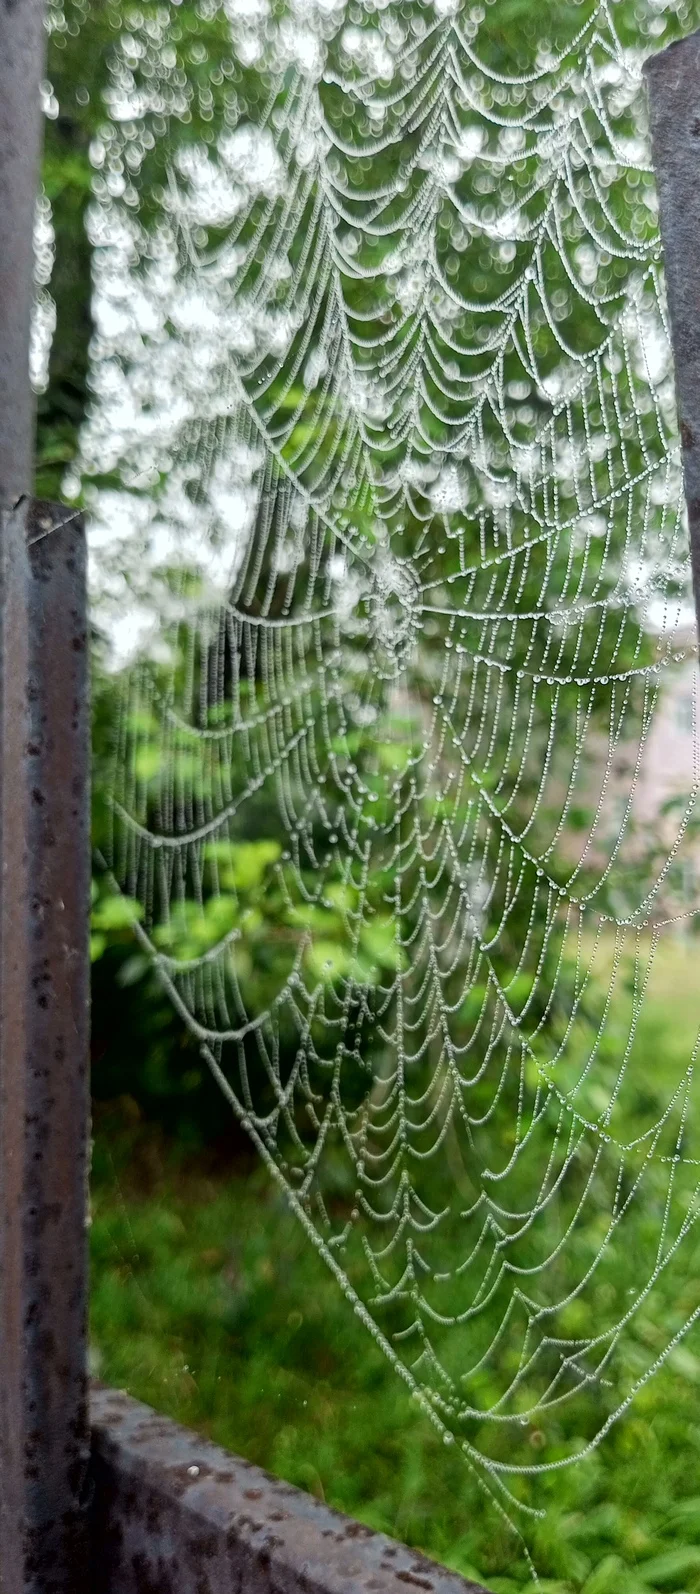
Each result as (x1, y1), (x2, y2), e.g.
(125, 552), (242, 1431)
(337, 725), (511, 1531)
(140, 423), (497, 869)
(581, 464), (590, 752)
(89, 0), (700, 1537)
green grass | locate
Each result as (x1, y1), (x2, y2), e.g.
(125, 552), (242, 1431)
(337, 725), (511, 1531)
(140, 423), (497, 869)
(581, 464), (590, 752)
(90, 934), (700, 1594)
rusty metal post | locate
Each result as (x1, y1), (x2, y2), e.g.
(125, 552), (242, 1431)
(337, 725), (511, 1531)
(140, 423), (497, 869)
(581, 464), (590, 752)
(0, 0), (47, 506)
(645, 29), (700, 637)
(0, 0), (90, 1585)
(0, 499), (90, 1592)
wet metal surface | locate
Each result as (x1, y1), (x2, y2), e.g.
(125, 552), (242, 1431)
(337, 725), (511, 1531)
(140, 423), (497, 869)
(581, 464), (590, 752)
(0, 0), (47, 505)
(645, 28), (700, 640)
(0, 500), (91, 1592)
(90, 1387), (493, 1594)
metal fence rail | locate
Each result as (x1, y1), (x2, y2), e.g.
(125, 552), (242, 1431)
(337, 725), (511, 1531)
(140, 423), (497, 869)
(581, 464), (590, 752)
(90, 1387), (491, 1594)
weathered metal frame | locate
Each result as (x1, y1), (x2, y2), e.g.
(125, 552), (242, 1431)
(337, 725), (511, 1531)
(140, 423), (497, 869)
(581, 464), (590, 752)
(90, 1388), (491, 1594)
(0, 0), (47, 508)
(645, 27), (700, 635)
(0, 499), (91, 1594)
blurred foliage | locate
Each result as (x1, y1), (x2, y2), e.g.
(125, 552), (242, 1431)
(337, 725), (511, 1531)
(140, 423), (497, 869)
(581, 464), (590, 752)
(39, 0), (268, 495)
(91, 940), (700, 1594)
(38, 0), (698, 494)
